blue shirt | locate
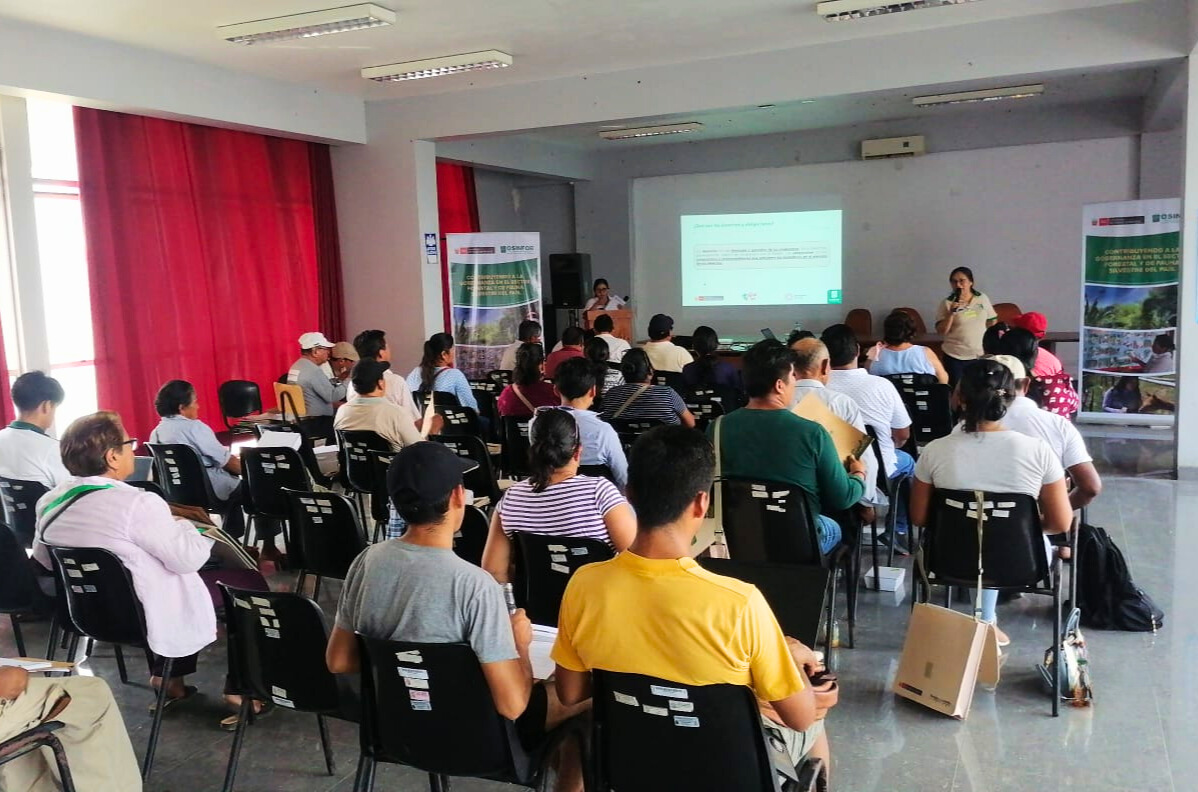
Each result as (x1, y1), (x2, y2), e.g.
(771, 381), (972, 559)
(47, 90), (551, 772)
(869, 345), (936, 378)
(405, 366), (478, 411)
(530, 406), (628, 491)
(149, 415), (240, 501)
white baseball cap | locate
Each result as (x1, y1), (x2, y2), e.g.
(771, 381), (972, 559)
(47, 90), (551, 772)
(298, 332), (334, 349)
(987, 354), (1028, 381)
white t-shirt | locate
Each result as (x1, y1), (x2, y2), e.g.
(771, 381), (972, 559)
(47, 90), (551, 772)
(642, 340), (694, 373)
(596, 333), (631, 362)
(970, 396), (1092, 470)
(827, 368), (911, 477)
(0, 424), (70, 489)
(584, 295), (626, 311)
(915, 430), (1064, 496)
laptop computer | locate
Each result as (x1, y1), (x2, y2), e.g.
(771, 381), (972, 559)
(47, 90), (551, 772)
(130, 456), (154, 482)
(760, 328), (776, 341)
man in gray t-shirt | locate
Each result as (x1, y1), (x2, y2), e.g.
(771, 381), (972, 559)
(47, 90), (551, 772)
(287, 332), (347, 418)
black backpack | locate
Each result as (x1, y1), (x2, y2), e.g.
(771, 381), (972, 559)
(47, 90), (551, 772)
(1072, 522), (1164, 631)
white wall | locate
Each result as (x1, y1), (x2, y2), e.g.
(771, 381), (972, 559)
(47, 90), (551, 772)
(474, 169), (577, 296)
(627, 138), (1138, 370)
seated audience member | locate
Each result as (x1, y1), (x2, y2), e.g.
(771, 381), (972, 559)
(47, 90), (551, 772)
(335, 359), (434, 450)
(552, 426), (832, 776)
(545, 327), (586, 379)
(482, 409), (635, 582)
(287, 331), (348, 418)
(791, 338), (877, 505)
(711, 340), (866, 554)
(1102, 377), (1141, 413)
(981, 321), (1009, 356)
(584, 337), (623, 403)
(348, 329), (422, 424)
(786, 329), (816, 346)
(0, 371), (70, 489)
(683, 326), (741, 390)
(986, 354), (1101, 511)
(910, 359), (1072, 646)
(997, 327), (1079, 417)
(551, 359), (629, 490)
(34, 412), (216, 710)
(866, 311), (948, 383)
(641, 314), (694, 373)
(405, 333), (479, 411)
(326, 442), (587, 784)
(0, 670), (141, 791)
(149, 379), (247, 539)
(329, 341), (358, 382)
(499, 319), (543, 371)
(823, 324), (914, 538)
(591, 313), (630, 361)
(1009, 312), (1063, 377)
(600, 349), (696, 428)
(498, 343), (558, 418)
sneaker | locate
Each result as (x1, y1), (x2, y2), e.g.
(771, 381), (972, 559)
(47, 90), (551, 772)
(875, 531), (910, 556)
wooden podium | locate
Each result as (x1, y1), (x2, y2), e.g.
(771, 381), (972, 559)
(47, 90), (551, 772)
(585, 309), (633, 342)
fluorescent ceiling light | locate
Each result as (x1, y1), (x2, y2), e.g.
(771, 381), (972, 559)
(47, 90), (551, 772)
(912, 83), (1044, 107)
(818, 0), (982, 22)
(598, 123), (704, 140)
(362, 50), (512, 82)
(219, 4), (394, 44)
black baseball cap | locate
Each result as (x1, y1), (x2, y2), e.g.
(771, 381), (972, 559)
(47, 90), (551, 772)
(648, 314), (674, 340)
(350, 359), (391, 394)
(386, 442), (478, 511)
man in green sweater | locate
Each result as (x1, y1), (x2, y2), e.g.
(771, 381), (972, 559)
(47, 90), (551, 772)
(708, 339), (867, 553)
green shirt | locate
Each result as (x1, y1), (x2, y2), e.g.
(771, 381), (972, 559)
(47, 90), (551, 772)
(709, 408), (864, 519)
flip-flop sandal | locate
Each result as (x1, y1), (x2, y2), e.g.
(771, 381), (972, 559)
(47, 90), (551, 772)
(148, 685), (198, 714)
(220, 701), (275, 732)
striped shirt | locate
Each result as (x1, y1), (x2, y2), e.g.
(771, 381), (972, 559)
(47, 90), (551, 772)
(496, 475), (626, 547)
(599, 383), (686, 425)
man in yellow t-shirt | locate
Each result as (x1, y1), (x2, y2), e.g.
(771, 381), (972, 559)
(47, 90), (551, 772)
(551, 425), (830, 773)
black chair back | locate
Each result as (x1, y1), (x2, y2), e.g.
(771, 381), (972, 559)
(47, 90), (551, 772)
(688, 385), (745, 412)
(578, 464), (616, 484)
(145, 443), (218, 510)
(501, 417), (532, 479)
(684, 398), (725, 431)
(414, 390), (461, 413)
(218, 380), (263, 430)
(0, 478), (48, 549)
(454, 506), (489, 567)
(469, 383), (501, 442)
(253, 422), (330, 485)
(487, 369), (513, 387)
(605, 418), (665, 452)
(219, 584), (357, 719)
(430, 434), (499, 505)
(720, 478), (822, 565)
(47, 547), (149, 649)
(592, 671), (781, 792)
(337, 431), (392, 498)
(241, 446), (310, 521)
(0, 522), (50, 617)
(697, 558), (828, 648)
(282, 489), (367, 581)
(512, 533), (614, 627)
(924, 490), (1047, 588)
(434, 404), (482, 438)
(652, 371), (687, 395)
(126, 480), (167, 500)
(357, 637), (531, 782)
(884, 375), (953, 445)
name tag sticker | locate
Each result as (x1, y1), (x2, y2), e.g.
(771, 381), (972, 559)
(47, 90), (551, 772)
(650, 685), (688, 699)
(81, 563), (100, 572)
(751, 491), (768, 499)
(251, 596), (272, 607)
(233, 597), (252, 609)
(613, 692), (638, 707)
(570, 547), (589, 555)
(404, 677), (430, 689)
(993, 509), (1010, 518)
(668, 700), (694, 712)
(272, 696), (295, 708)
(642, 705), (669, 716)
(66, 569), (83, 578)
(408, 690), (431, 701)
(410, 700), (432, 711)
(997, 501), (1016, 508)
(550, 554), (568, 563)
(264, 628), (280, 639)
(394, 650), (423, 664)
(770, 490), (789, 499)
(765, 504), (786, 513)
(673, 715), (701, 728)
(271, 685), (287, 698)
(397, 667), (429, 680)
(945, 499), (964, 509)
(547, 544), (567, 552)
(550, 563), (570, 574)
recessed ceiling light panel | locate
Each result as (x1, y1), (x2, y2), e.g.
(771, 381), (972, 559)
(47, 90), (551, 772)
(598, 123), (704, 140)
(218, 3), (395, 45)
(818, 0), (982, 22)
(362, 50), (513, 82)
(912, 83), (1044, 107)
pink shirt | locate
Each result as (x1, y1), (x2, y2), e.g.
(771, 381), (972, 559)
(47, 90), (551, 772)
(1032, 347), (1063, 378)
(33, 477), (216, 658)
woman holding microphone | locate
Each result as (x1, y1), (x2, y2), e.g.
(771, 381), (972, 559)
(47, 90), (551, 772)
(935, 266), (998, 386)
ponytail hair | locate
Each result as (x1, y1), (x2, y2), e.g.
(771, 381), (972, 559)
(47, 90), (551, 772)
(584, 337), (612, 400)
(528, 409), (580, 492)
(514, 342), (545, 387)
(420, 333), (454, 389)
(957, 359), (1015, 433)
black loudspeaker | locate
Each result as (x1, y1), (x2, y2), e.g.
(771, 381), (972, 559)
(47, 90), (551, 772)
(549, 253), (592, 309)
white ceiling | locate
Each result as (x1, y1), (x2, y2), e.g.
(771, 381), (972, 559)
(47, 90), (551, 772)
(508, 64), (1163, 149)
(0, 0), (1149, 100)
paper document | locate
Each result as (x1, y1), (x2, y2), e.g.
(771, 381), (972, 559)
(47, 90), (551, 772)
(0, 658), (53, 671)
(530, 625), (558, 680)
(421, 395), (437, 439)
(792, 392), (872, 461)
(258, 430), (302, 450)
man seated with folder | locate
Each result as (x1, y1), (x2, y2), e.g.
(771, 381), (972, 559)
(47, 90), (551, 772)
(708, 339), (866, 554)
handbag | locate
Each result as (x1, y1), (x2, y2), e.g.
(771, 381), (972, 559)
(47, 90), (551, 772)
(1038, 607), (1094, 705)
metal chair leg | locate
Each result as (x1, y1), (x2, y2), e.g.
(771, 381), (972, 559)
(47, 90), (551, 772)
(65, 633), (79, 664)
(143, 656), (172, 779)
(1052, 577), (1062, 718)
(45, 619), (59, 661)
(312, 576), (323, 604)
(823, 570), (837, 659)
(317, 714), (336, 775)
(352, 753), (370, 792)
(845, 549), (859, 649)
(46, 732), (77, 792)
(10, 614), (26, 657)
(870, 517), (881, 591)
(295, 571), (308, 595)
(221, 697), (253, 792)
(114, 645), (129, 685)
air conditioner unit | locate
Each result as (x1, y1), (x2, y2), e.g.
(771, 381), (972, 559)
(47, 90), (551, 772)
(861, 135), (926, 160)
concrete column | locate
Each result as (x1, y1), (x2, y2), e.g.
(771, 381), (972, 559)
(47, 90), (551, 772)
(1178, 52), (1198, 473)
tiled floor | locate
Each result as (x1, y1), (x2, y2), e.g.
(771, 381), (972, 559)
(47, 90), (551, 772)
(2, 476), (1188, 791)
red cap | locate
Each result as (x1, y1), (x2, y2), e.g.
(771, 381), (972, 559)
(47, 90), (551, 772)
(1012, 312), (1048, 339)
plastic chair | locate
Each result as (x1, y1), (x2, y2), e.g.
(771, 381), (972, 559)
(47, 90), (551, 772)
(337, 430), (393, 539)
(47, 546), (170, 779)
(126, 480), (167, 500)
(240, 446), (309, 554)
(652, 371), (687, 396)
(434, 404), (483, 438)
(992, 302), (1023, 325)
(720, 478), (853, 655)
(845, 308), (873, 338)
(915, 489), (1062, 716)
(501, 417), (533, 480)
(487, 369), (513, 387)
(883, 374), (953, 446)
(145, 443), (222, 512)
(355, 637), (583, 791)
(591, 670), (825, 792)
(683, 397), (725, 432)
(454, 505), (490, 567)
(0, 522), (53, 656)
(697, 558), (828, 649)
(605, 418), (666, 454)
(282, 489), (367, 601)
(218, 584), (361, 792)
(512, 533), (614, 627)
(218, 380), (263, 432)
(469, 382), (502, 442)
(429, 434), (502, 507)
(253, 421), (334, 487)
(578, 464), (616, 484)
(688, 384), (746, 413)
(891, 307), (927, 336)
(0, 721), (75, 792)
(0, 477), (48, 549)
(863, 426), (912, 578)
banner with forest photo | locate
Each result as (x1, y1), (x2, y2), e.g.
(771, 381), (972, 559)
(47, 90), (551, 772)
(446, 232), (542, 380)
(1080, 200), (1177, 425)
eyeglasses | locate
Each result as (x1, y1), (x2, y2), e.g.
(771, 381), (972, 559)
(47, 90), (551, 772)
(532, 406), (582, 446)
(119, 438), (139, 451)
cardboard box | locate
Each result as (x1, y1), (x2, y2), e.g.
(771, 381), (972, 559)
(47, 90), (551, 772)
(893, 603), (1000, 719)
(862, 565), (906, 592)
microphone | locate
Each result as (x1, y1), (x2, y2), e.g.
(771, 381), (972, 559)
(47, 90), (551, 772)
(951, 288), (961, 303)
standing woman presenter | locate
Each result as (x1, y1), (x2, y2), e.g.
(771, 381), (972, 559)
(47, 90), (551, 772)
(935, 266), (997, 386)
(583, 279), (626, 312)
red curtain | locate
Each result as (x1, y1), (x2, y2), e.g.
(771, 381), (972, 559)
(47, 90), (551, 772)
(436, 163), (480, 331)
(310, 145), (346, 341)
(74, 108), (334, 438)
(0, 336), (14, 426)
